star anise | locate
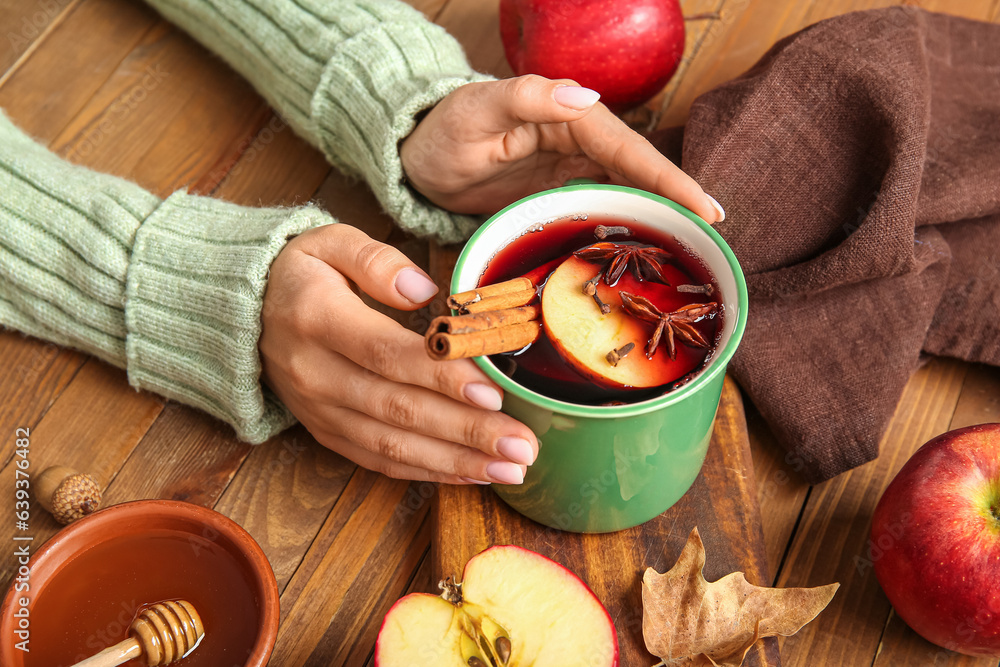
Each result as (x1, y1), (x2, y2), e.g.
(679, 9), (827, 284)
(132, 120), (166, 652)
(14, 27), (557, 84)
(574, 242), (673, 286)
(619, 292), (718, 360)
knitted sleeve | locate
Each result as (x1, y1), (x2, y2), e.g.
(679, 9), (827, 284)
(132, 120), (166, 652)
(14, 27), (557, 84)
(144, 0), (489, 243)
(0, 111), (331, 442)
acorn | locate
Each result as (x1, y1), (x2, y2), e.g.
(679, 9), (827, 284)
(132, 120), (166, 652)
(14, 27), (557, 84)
(35, 466), (102, 524)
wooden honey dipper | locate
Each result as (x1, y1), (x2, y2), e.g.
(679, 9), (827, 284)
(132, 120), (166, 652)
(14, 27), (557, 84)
(71, 600), (205, 667)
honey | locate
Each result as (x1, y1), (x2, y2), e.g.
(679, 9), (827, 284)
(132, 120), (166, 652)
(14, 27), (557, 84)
(26, 529), (260, 667)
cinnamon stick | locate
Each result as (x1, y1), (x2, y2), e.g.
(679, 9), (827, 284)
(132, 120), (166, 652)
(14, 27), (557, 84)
(429, 271), (552, 359)
(430, 305), (540, 335)
(447, 277), (536, 313)
(426, 321), (541, 361)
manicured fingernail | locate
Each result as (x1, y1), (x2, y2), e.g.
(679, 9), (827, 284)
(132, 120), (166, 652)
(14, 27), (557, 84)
(496, 436), (535, 465)
(705, 194), (726, 223)
(395, 268), (439, 304)
(464, 383), (503, 411)
(460, 477), (492, 485)
(486, 461), (525, 485)
(554, 85), (601, 110)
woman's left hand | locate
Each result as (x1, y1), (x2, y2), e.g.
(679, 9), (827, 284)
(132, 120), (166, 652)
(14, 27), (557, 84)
(400, 74), (724, 223)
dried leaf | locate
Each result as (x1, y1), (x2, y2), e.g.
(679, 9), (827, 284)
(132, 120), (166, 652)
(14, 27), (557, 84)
(643, 527), (839, 667)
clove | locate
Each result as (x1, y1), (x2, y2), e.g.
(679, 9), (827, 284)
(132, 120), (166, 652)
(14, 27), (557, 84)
(606, 342), (635, 367)
(592, 293), (612, 314)
(583, 274), (612, 314)
(676, 283), (714, 296)
(594, 224), (632, 240)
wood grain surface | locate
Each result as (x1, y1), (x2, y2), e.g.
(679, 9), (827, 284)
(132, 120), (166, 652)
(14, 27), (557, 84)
(434, 376), (781, 667)
(1, 1), (998, 666)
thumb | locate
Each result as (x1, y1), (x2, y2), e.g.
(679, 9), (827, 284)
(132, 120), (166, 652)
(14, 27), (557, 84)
(302, 224), (439, 310)
(478, 75), (602, 134)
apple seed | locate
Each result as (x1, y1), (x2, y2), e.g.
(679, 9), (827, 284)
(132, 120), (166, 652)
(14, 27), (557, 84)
(495, 635), (511, 663)
(461, 633), (490, 667)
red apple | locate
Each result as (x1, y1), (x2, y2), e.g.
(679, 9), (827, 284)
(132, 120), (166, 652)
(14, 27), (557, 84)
(499, 0), (686, 112)
(375, 545), (618, 666)
(871, 423), (1000, 657)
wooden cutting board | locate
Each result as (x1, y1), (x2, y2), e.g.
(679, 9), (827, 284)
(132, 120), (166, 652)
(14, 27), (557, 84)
(427, 244), (778, 666)
(431, 376), (780, 667)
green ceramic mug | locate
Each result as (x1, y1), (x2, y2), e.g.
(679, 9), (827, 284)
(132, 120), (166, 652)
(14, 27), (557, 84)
(452, 184), (748, 533)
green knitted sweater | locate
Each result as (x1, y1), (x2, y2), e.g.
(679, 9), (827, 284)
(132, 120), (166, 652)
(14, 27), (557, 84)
(0, 0), (485, 443)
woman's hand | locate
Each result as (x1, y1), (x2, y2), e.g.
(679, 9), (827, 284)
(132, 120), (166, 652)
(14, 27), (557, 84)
(259, 224), (537, 484)
(400, 74), (725, 223)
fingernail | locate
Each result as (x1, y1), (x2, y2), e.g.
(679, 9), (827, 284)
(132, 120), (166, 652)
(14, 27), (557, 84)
(486, 461), (525, 484)
(705, 194), (726, 223)
(496, 436), (535, 465)
(554, 85), (601, 110)
(395, 268), (439, 304)
(460, 477), (492, 485)
(464, 383), (503, 411)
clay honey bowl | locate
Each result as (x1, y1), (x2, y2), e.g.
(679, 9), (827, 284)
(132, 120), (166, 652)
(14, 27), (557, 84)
(0, 499), (279, 667)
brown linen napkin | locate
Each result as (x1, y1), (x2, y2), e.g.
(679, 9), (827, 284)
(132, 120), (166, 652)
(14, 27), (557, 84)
(651, 7), (1000, 483)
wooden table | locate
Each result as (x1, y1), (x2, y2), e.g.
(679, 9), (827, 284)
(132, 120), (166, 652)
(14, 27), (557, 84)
(1, 0), (998, 665)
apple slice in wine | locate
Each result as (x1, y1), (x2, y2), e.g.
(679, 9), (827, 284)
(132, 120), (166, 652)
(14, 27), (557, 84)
(541, 255), (685, 388)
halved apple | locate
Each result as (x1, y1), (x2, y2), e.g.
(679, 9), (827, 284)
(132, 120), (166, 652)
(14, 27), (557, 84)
(541, 255), (701, 388)
(374, 545), (618, 667)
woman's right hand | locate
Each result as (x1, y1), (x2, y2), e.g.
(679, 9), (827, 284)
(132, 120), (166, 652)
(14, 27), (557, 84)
(401, 74), (726, 223)
(259, 224), (537, 484)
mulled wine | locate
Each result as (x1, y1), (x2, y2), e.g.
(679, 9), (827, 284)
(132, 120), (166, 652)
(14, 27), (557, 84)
(479, 216), (722, 405)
